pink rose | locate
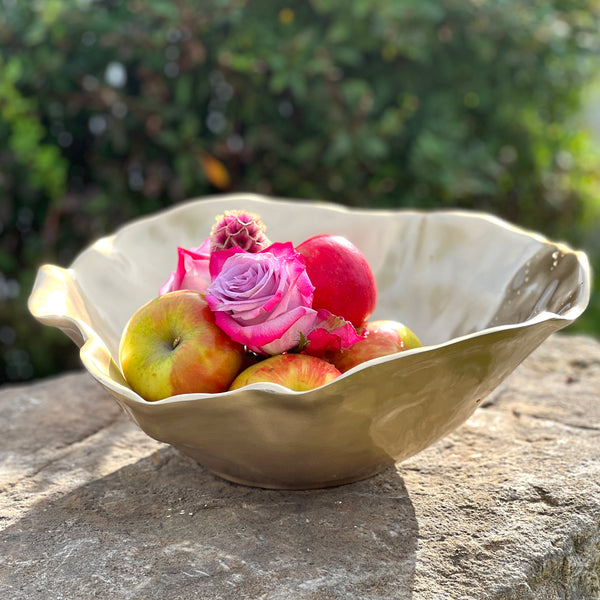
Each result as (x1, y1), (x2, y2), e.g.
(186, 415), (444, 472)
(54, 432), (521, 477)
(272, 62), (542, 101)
(303, 309), (365, 358)
(159, 237), (211, 296)
(206, 242), (317, 355)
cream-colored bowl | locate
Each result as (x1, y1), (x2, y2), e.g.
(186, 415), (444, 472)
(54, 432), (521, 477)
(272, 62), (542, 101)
(28, 194), (590, 489)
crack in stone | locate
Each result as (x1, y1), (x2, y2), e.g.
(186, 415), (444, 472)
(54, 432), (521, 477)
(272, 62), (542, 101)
(522, 529), (600, 600)
(523, 412), (600, 433)
(531, 485), (560, 507)
(569, 358), (600, 370)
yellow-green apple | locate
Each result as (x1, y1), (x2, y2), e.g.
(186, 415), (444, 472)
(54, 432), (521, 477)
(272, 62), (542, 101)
(229, 353), (341, 391)
(296, 234), (377, 327)
(119, 290), (245, 401)
(328, 320), (422, 373)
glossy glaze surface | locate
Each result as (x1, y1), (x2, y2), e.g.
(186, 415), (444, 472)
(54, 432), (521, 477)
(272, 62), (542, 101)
(28, 194), (590, 488)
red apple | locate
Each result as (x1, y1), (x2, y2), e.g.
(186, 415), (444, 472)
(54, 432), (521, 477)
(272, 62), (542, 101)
(119, 290), (245, 401)
(229, 353), (341, 391)
(328, 319), (422, 373)
(296, 234), (377, 327)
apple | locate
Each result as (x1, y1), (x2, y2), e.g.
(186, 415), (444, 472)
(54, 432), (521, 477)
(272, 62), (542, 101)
(328, 320), (422, 373)
(296, 234), (377, 327)
(119, 290), (245, 401)
(229, 353), (342, 391)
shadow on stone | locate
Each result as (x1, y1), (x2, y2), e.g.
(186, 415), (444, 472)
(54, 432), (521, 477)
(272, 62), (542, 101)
(0, 445), (418, 600)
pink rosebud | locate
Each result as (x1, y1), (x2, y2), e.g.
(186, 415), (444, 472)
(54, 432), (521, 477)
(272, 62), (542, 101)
(159, 237), (211, 295)
(303, 309), (364, 358)
(206, 242), (317, 355)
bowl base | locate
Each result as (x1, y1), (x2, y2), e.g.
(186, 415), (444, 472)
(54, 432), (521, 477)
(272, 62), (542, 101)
(203, 463), (393, 490)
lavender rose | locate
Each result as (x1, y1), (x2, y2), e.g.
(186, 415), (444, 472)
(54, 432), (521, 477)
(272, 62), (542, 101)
(206, 242), (317, 355)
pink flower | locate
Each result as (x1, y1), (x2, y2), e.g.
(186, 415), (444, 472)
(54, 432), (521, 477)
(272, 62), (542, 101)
(206, 242), (317, 355)
(159, 237), (211, 296)
(303, 309), (365, 358)
(162, 234), (364, 358)
(210, 210), (270, 252)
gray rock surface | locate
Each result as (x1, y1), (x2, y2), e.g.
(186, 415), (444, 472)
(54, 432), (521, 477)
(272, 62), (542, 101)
(0, 333), (599, 600)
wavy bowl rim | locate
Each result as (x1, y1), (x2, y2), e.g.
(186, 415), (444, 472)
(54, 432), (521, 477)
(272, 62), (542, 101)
(28, 194), (592, 406)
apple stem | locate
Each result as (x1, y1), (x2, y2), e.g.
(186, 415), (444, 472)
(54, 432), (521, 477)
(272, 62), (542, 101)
(172, 335), (182, 350)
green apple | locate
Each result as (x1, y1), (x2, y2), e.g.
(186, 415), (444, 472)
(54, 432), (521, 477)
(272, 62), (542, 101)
(328, 319), (422, 373)
(229, 353), (342, 391)
(119, 290), (245, 401)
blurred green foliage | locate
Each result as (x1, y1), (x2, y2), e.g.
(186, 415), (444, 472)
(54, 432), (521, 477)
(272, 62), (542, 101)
(1, 0), (599, 383)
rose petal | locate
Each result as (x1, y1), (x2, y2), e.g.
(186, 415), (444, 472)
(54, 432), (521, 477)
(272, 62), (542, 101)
(214, 306), (317, 355)
(304, 328), (343, 356)
(159, 241), (211, 295)
(255, 310), (318, 355)
(304, 309), (364, 357)
(209, 246), (246, 280)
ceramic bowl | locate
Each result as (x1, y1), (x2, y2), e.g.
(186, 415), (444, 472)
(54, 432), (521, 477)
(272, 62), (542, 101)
(28, 194), (590, 489)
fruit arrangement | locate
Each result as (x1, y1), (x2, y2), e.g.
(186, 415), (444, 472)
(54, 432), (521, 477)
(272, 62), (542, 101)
(118, 210), (421, 401)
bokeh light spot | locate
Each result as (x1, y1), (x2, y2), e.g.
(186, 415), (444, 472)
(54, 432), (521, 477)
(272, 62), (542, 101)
(227, 133), (244, 153)
(88, 114), (108, 135)
(207, 111), (227, 134)
(278, 8), (294, 25)
(164, 62), (179, 78)
(464, 91), (480, 108)
(105, 61), (127, 88)
(278, 100), (294, 118)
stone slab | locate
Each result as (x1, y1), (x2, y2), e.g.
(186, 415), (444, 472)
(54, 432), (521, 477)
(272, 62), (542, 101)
(0, 333), (599, 599)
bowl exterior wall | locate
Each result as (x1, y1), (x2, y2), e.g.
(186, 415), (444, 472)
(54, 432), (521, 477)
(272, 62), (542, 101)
(105, 317), (562, 489)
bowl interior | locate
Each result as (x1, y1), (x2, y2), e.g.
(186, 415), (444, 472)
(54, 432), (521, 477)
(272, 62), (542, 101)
(58, 195), (588, 363)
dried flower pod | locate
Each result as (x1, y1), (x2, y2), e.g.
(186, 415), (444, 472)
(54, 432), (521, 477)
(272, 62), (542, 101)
(210, 210), (270, 252)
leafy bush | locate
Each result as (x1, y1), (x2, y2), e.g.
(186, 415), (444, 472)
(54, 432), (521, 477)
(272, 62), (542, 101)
(1, 0), (599, 382)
